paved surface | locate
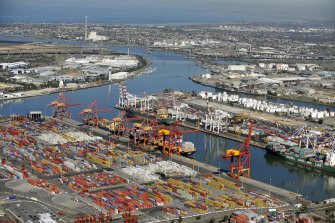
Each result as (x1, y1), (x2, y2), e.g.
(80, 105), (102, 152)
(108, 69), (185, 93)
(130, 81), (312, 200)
(4, 200), (58, 223)
(306, 202), (335, 221)
(51, 193), (92, 213)
(0, 179), (96, 222)
(240, 176), (300, 200)
(5, 180), (48, 195)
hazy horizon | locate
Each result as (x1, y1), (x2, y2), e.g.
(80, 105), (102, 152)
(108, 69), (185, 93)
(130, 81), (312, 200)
(1, 0), (334, 24)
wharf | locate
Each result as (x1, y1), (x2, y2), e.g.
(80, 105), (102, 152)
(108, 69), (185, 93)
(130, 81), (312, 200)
(179, 121), (267, 149)
(52, 117), (300, 201)
(240, 176), (301, 200)
(170, 153), (218, 173)
(170, 153), (301, 202)
(52, 117), (82, 127)
(185, 98), (305, 127)
(54, 117), (115, 140)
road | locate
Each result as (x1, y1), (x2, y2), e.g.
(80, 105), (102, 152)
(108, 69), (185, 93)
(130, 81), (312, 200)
(0, 180), (96, 222)
(306, 202), (335, 221)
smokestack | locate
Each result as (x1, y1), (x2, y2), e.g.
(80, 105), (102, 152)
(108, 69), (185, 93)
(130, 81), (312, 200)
(84, 16), (88, 40)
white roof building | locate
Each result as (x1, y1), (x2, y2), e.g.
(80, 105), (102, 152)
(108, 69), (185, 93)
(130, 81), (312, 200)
(87, 31), (107, 41)
(227, 65), (247, 71)
(99, 55), (138, 68)
(38, 213), (57, 223)
(0, 61), (29, 70)
(109, 71), (129, 80)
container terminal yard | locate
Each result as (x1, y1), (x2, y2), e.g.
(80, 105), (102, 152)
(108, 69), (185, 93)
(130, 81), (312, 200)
(0, 88), (334, 223)
(0, 115), (298, 223)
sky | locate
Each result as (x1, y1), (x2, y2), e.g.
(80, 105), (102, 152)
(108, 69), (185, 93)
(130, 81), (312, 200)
(1, 0), (334, 24)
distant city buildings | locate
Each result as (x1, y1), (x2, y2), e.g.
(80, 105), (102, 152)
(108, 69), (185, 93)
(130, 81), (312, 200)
(1, 23), (334, 62)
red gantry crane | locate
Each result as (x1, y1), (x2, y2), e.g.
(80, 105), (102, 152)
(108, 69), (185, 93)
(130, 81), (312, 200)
(48, 89), (81, 119)
(153, 121), (199, 156)
(79, 99), (112, 127)
(129, 118), (165, 146)
(222, 121), (254, 178)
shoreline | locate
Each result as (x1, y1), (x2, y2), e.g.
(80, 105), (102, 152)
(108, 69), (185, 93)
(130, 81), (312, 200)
(0, 58), (153, 103)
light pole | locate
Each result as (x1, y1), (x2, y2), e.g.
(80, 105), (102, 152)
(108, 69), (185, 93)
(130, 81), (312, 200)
(269, 178), (272, 196)
(44, 105), (47, 117)
(218, 162), (221, 175)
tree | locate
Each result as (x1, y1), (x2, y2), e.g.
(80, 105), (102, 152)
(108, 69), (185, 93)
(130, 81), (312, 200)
(178, 216), (183, 222)
(208, 217), (215, 223)
(299, 204), (308, 212)
(222, 215), (229, 222)
(163, 88), (173, 93)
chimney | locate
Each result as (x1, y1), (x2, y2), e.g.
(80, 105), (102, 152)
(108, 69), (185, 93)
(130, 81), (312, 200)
(84, 16), (88, 40)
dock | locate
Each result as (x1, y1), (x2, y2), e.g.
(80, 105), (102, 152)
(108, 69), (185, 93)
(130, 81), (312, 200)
(60, 117), (299, 200)
(179, 121), (267, 149)
(56, 117), (297, 198)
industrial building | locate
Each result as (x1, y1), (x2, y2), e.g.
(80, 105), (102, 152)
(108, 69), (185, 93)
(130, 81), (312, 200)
(0, 61), (30, 70)
(108, 71), (130, 80)
(86, 31), (108, 41)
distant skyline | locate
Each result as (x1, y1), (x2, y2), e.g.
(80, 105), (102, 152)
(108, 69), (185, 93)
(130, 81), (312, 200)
(1, 0), (334, 24)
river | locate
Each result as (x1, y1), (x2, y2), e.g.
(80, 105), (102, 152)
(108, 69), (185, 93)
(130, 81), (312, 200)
(0, 38), (334, 201)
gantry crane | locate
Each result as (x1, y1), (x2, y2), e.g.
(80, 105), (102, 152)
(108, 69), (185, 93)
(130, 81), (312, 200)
(109, 116), (125, 136)
(153, 121), (199, 156)
(48, 89), (81, 119)
(110, 111), (142, 140)
(129, 118), (165, 149)
(79, 99), (112, 127)
(222, 121), (254, 178)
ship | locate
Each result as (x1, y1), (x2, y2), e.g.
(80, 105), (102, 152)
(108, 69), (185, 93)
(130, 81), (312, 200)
(265, 141), (335, 173)
(180, 141), (196, 156)
(115, 104), (175, 126)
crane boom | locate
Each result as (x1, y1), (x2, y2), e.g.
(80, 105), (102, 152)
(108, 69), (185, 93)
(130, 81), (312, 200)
(222, 122), (254, 178)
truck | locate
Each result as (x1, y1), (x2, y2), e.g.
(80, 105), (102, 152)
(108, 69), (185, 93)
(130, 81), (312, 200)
(324, 198), (335, 204)
(7, 195), (17, 200)
(30, 197), (38, 201)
